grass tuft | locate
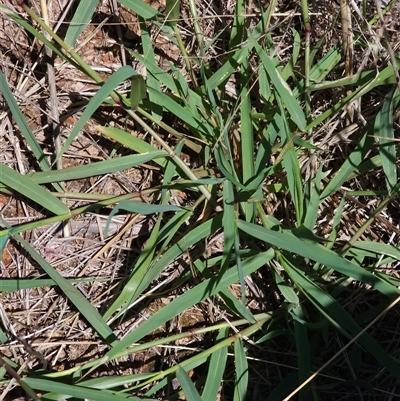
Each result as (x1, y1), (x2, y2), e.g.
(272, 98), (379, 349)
(1, 0), (400, 399)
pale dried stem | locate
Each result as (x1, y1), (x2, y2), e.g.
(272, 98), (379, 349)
(40, 0), (70, 236)
(340, 0), (355, 123)
(374, 0), (400, 92)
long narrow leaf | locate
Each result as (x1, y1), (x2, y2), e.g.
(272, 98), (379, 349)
(207, 3), (273, 90)
(56, 66), (144, 161)
(0, 70), (51, 173)
(30, 151), (167, 184)
(281, 141), (304, 224)
(138, 16), (163, 119)
(64, 0), (100, 48)
(24, 378), (145, 401)
(104, 249), (274, 361)
(222, 180), (235, 271)
(104, 144), (190, 320)
(375, 86), (399, 192)
(239, 54), (255, 221)
(117, 0), (162, 19)
(13, 233), (117, 344)
(176, 366), (202, 401)
(165, 0), (181, 26)
(250, 36), (306, 131)
(0, 164), (69, 215)
(233, 339), (248, 401)
(0, 5), (75, 66)
(97, 126), (165, 166)
(306, 62), (400, 130)
(238, 221), (399, 299)
(320, 132), (374, 199)
(202, 328), (229, 401)
(282, 256), (400, 380)
(0, 277), (110, 292)
(303, 166), (323, 230)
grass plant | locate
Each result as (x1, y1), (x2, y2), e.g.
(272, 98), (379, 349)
(1, 0), (400, 399)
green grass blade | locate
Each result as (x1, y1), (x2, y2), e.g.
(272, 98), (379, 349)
(13, 233), (117, 344)
(24, 378), (146, 401)
(104, 249), (274, 362)
(308, 63), (399, 92)
(353, 240), (400, 260)
(201, 328), (229, 401)
(233, 338), (248, 401)
(375, 86), (399, 192)
(0, 233), (10, 258)
(291, 305), (311, 400)
(0, 5), (75, 66)
(0, 70), (51, 173)
(258, 63), (271, 102)
(290, 304), (311, 401)
(239, 55), (255, 221)
(105, 202), (187, 236)
(43, 374), (157, 399)
(306, 62), (400, 130)
(104, 146), (190, 320)
(77, 373), (156, 389)
(0, 164), (69, 215)
(165, 0), (181, 27)
(30, 151), (167, 184)
(320, 132), (374, 199)
(107, 200), (187, 217)
(282, 29), (301, 81)
(254, 114), (279, 177)
(206, 4), (273, 90)
(237, 221), (399, 299)
(234, 230), (247, 306)
(130, 74), (147, 110)
(105, 208), (191, 321)
(56, 66), (144, 162)
(127, 49), (201, 105)
(250, 36), (306, 131)
(0, 277), (110, 292)
(222, 180), (235, 271)
(208, 43), (252, 90)
(138, 16), (163, 119)
(97, 126), (166, 167)
(143, 316), (271, 395)
(223, 180), (246, 306)
(281, 141), (304, 224)
(195, 259), (256, 322)
(214, 145), (245, 190)
(303, 166), (323, 230)
(103, 214), (165, 321)
(176, 366), (202, 401)
(229, 0), (245, 49)
(347, 146), (400, 182)
(293, 46), (342, 98)
(64, 0), (100, 48)
(273, 269), (299, 304)
(146, 87), (210, 139)
(282, 255), (400, 381)
(117, 0), (162, 19)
